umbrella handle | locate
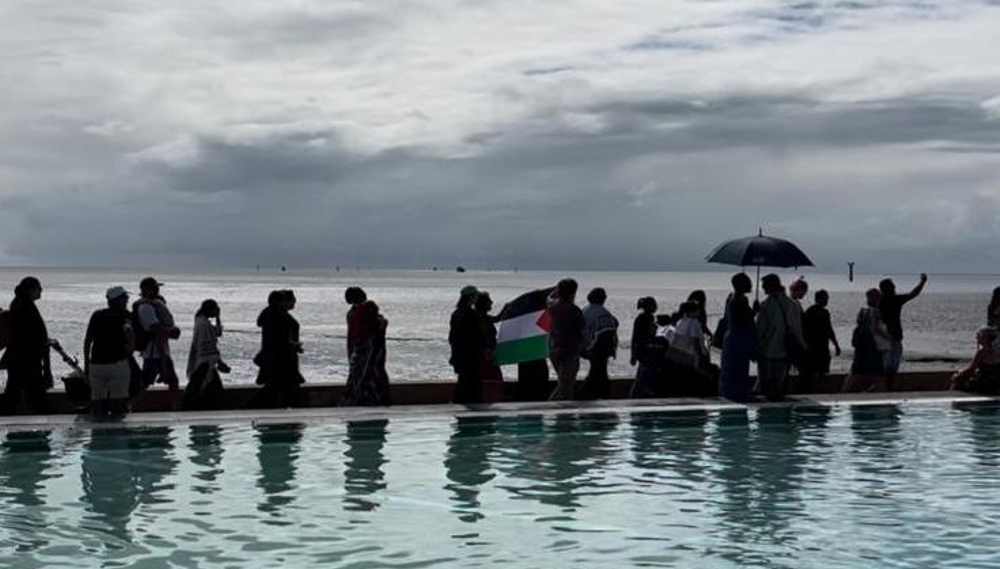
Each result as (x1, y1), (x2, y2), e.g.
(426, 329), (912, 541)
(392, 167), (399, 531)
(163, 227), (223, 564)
(755, 265), (761, 302)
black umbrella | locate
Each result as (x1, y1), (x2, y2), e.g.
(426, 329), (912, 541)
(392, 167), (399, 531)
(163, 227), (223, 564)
(706, 229), (813, 299)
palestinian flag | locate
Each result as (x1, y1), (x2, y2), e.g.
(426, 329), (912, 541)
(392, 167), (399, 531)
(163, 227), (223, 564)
(494, 288), (554, 366)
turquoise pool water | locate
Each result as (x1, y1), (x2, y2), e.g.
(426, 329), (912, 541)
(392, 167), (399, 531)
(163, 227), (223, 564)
(1, 402), (999, 568)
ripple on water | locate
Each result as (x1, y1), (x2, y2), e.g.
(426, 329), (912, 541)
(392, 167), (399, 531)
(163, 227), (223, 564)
(0, 403), (999, 567)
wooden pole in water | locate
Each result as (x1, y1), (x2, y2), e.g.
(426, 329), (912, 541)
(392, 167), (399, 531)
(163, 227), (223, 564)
(848, 262), (855, 283)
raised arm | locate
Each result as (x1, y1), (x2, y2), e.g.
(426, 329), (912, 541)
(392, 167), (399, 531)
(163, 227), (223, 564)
(904, 273), (928, 302)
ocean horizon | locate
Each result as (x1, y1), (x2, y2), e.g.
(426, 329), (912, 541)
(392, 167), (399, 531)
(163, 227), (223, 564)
(1, 267), (994, 386)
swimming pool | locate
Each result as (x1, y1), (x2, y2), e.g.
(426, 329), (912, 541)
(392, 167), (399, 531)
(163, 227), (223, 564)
(0, 400), (998, 568)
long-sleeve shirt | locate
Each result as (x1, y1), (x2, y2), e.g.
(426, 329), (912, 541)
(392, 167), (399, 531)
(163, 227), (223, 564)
(631, 312), (656, 364)
(137, 298), (175, 359)
(5, 296), (49, 368)
(803, 305), (836, 355)
(449, 305), (483, 371)
(187, 315), (222, 378)
(756, 292), (804, 359)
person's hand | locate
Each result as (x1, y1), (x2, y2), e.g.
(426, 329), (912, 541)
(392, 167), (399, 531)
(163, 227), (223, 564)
(950, 372), (965, 391)
(920, 273), (928, 283)
(630, 357), (637, 366)
(168, 327), (181, 340)
(217, 361), (231, 374)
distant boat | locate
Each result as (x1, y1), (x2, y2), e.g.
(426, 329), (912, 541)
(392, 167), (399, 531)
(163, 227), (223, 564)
(456, 266), (466, 273)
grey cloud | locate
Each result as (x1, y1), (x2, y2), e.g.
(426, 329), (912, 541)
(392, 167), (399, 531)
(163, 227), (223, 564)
(8, 89), (1000, 270)
(202, 9), (393, 57)
(2, 0), (1000, 272)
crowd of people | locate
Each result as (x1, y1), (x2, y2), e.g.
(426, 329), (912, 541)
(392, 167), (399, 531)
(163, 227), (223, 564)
(0, 276), (393, 418)
(447, 274), (932, 403)
(3, 269), (1000, 417)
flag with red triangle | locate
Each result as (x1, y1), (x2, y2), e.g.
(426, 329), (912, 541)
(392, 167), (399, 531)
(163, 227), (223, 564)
(494, 288), (554, 366)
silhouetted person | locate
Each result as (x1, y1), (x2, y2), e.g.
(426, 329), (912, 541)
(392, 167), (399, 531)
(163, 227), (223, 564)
(629, 296), (658, 398)
(787, 278), (809, 375)
(547, 278), (585, 401)
(342, 287), (390, 406)
(84, 286), (133, 419)
(719, 273), (756, 402)
(475, 292), (503, 402)
(878, 273), (927, 389)
(843, 288), (891, 393)
(667, 301), (712, 386)
(183, 299), (229, 410)
(687, 289), (712, 342)
(987, 287), (1000, 328)
(1, 277), (51, 415)
(951, 326), (1000, 394)
(253, 290), (304, 408)
(580, 287), (618, 399)
(755, 274), (804, 401)
(801, 290), (841, 391)
(789, 278), (808, 308)
(449, 285), (484, 404)
(133, 277), (181, 403)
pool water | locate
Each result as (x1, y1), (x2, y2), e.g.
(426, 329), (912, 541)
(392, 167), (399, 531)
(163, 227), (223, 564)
(1, 402), (999, 568)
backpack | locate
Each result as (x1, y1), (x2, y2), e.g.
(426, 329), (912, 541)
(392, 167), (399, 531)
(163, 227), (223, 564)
(131, 301), (151, 353)
(0, 308), (10, 352)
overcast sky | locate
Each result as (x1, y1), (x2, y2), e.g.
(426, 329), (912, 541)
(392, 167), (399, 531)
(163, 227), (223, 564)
(1, 0), (999, 272)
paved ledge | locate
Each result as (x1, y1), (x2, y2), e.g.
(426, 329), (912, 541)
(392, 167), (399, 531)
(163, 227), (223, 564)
(7, 370), (963, 416)
(0, 390), (993, 430)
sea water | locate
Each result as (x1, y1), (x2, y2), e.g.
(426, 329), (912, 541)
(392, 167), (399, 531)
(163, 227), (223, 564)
(0, 268), (994, 385)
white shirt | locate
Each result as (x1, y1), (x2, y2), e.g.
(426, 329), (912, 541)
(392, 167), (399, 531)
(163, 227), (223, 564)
(138, 299), (175, 359)
(674, 317), (703, 340)
(187, 315), (222, 378)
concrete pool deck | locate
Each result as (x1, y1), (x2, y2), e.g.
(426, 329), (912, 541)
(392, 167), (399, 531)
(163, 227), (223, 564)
(0, 390), (994, 430)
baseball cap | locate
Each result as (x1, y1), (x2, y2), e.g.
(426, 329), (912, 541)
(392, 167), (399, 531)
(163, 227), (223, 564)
(139, 276), (164, 291)
(106, 286), (129, 301)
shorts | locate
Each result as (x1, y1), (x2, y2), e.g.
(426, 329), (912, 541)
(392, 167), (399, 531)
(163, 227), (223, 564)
(883, 342), (903, 375)
(89, 360), (131, 401)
